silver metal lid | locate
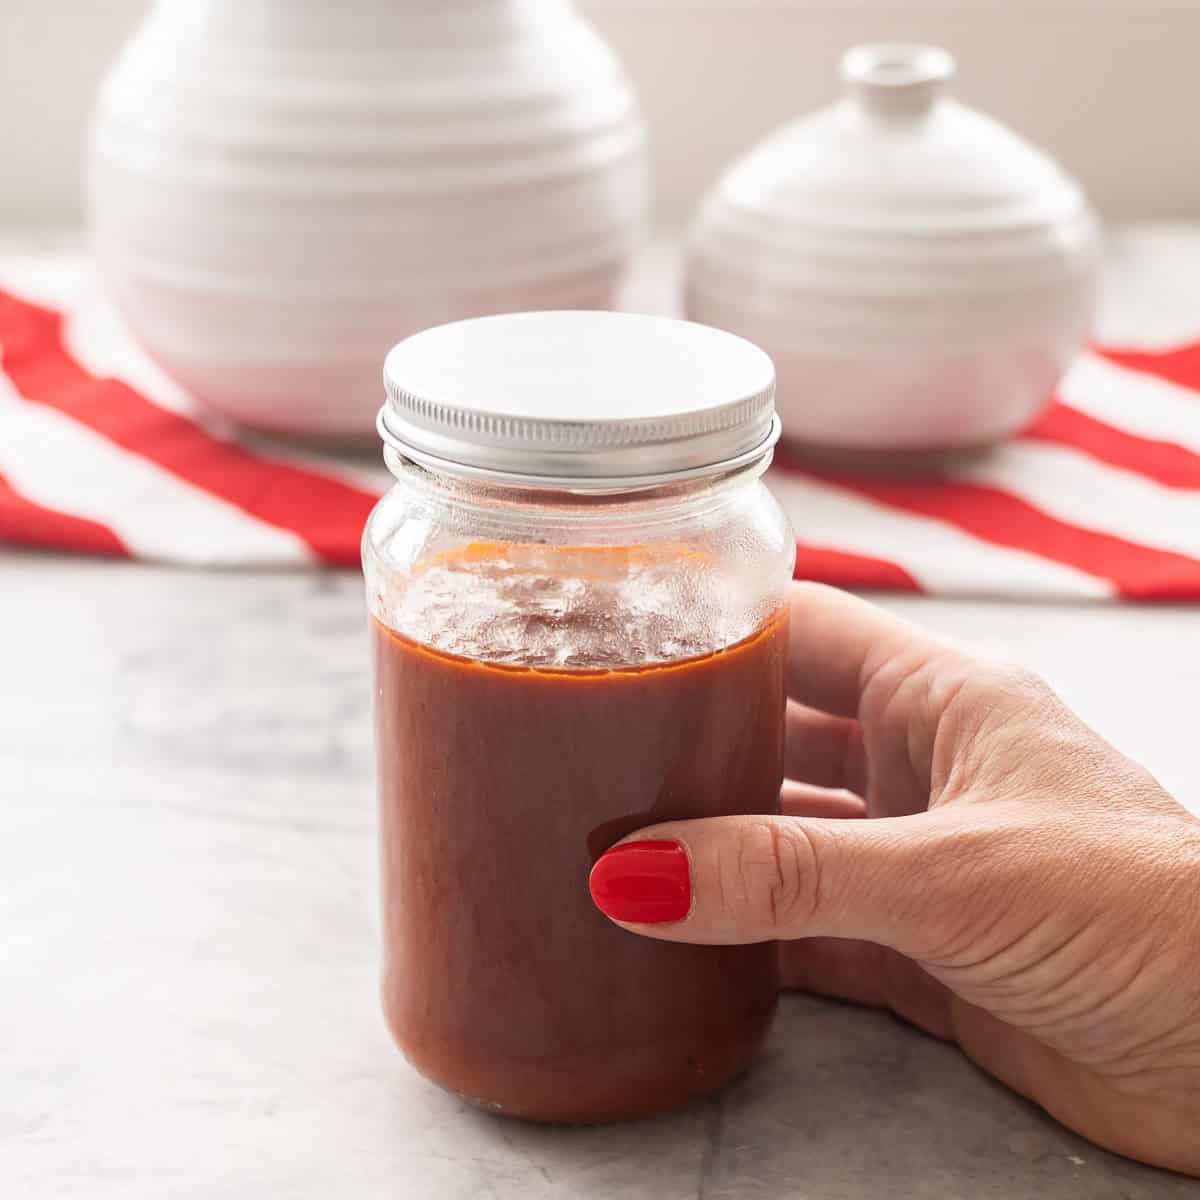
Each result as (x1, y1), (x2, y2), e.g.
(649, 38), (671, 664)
(379, 311), (779, 490)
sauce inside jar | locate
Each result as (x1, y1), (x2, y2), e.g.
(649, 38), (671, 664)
(373, 542), (787, 1122)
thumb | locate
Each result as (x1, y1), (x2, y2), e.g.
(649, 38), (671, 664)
(588, 812), (984, 957)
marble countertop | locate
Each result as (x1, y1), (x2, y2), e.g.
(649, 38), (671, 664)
(2, 554), (1198, 1198)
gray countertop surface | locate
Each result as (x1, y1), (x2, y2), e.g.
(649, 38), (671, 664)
(2, 555), (1198, 1198)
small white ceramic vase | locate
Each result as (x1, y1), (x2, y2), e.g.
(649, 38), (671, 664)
(685, 44), (1100, 459)
(88, 0), (649, 438)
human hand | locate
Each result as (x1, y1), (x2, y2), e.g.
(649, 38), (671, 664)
(588, 584), (1200, 1175)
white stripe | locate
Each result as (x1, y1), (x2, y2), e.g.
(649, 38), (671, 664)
(0, 374), (311, 567)
(955, 440), (1200, 562)
(1059, 351), (1200, 454)
(0, 237), (91, 310)
(767, 470), (1114, 600)
(1095, 226), (1200, 348)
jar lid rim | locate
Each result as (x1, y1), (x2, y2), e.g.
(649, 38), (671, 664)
(378, 408), (782, 492)
(379, 311), (777, 488)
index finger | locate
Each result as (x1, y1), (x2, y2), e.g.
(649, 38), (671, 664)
(786, 582), (948, 718)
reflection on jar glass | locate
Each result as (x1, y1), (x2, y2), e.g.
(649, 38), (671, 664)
(363, 312), (795, 1122)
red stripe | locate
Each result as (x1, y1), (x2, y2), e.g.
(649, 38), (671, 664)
(0, 291), (380, 567)
(773, 449), (1200, 601)
(0, 472), (128, 558)
(1021, 400), (1200, 489)
(794, 542), (921, 593)
(1093, 341), (1200, 394)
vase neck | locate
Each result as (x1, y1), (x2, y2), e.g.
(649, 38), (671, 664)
(840, 44), (955, 118)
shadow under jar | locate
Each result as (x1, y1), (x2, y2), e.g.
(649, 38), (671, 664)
(363, 312), (795, 1123)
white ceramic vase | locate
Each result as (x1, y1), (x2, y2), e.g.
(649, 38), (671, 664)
(685, 44), (1100, 458)
(88, 0), (649, 438)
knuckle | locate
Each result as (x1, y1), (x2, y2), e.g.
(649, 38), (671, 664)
(978, 660), (1053, 707)
(860, 643), (934, 720)
(726, 820), (819, 934)
(935, 658), (1062, 781)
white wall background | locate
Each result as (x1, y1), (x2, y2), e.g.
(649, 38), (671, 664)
(4, 0), (1200, 228)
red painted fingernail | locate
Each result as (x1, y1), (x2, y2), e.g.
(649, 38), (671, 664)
(589, 839), (691, 924)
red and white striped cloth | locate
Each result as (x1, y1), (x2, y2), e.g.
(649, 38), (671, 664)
(3, 234), (1200, 599)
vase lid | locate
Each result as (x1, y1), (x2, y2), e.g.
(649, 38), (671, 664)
(709, 43), (1091, 237)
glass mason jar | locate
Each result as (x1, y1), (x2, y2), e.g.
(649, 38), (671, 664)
(363, 312), (795, 1123)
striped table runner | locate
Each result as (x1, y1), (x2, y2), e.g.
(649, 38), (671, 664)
(2, 233), (1199, 599)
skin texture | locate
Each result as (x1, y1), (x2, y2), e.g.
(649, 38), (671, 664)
(597, 583), (1200, 1176)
